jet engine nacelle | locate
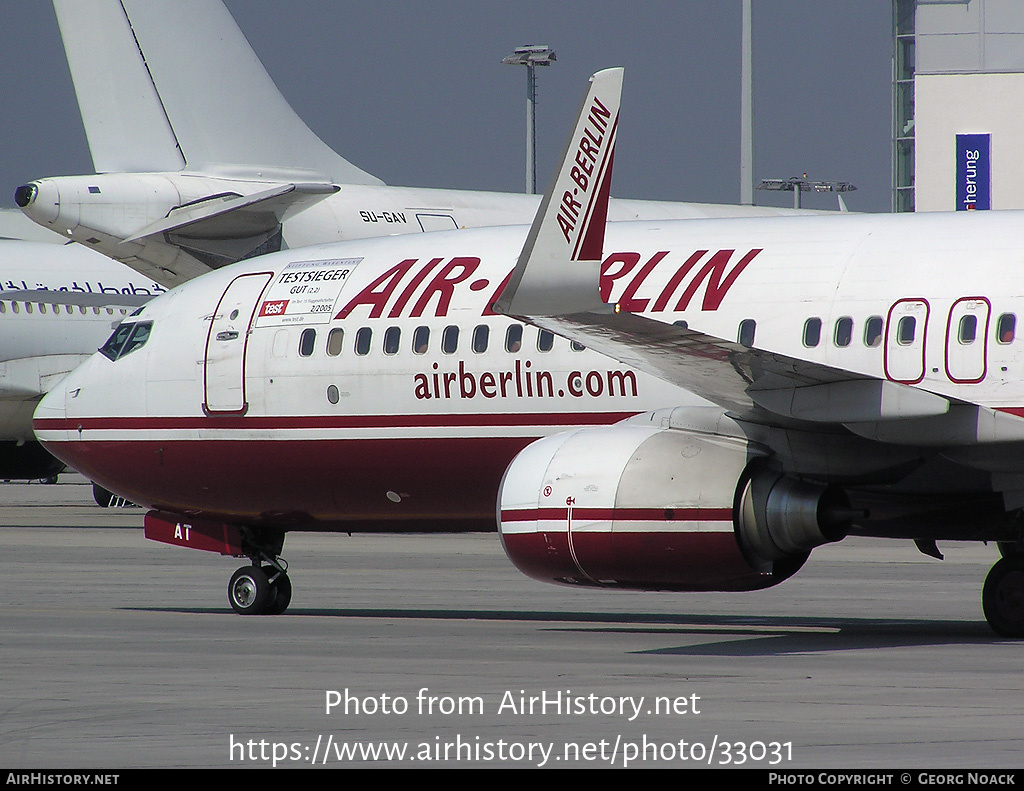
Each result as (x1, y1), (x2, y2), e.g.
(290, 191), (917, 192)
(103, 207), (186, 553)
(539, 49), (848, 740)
(16, 173), (182, 238)
(498, 423), (847, 591)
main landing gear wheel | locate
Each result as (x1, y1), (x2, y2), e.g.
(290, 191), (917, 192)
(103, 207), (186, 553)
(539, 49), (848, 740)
(982, 556), (1024, 638)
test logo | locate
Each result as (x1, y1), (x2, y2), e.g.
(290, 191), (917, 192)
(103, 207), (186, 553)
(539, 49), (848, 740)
(260, 299), (289, 317)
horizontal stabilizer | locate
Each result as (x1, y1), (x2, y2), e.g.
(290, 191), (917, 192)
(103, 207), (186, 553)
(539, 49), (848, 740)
(123, 183), (339, 243)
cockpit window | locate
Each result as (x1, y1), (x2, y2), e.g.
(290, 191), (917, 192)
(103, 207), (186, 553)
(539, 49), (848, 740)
(121, 322), (152, 357)
(99, 321), (153, 361)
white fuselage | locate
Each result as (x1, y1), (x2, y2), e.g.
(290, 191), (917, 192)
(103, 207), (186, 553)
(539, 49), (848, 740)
(20, 171), (815, 288)
(34, 210), (1024, 528)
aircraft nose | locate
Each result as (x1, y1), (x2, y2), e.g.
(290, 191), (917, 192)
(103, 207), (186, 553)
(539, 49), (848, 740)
(34, 371), (70, 429)
(33, 363), (99, 483)
(16, 180), (60, 225)
(33, 353), (101, 464)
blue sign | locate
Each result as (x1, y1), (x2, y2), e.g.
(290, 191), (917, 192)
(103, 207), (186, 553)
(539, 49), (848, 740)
(956, 133), (991, 210)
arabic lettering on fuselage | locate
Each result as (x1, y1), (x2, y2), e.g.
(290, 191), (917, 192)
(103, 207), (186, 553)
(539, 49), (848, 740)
(0, 279), (167, 296)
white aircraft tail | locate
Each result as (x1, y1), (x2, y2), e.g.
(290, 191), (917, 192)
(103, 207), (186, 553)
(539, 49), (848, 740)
(53, 0), (382, 185)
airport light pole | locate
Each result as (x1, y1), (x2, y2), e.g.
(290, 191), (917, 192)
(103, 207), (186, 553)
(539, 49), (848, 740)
(758, 176), (857, 210)
(740, 0), (754, 205)
(502, 45), (557, 194)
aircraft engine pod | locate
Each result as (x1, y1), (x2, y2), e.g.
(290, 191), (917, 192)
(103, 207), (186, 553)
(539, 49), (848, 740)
(497, 424), (830, 592)
(735, 469), (852, 569)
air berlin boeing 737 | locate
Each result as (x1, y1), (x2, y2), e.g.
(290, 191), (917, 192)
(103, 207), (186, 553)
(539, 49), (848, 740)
(35, 70), (1024, 637)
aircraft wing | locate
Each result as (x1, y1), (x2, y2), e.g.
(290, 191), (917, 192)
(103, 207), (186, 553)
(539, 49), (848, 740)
(494, 68), (957, 429)
(532, 310), (953, 424)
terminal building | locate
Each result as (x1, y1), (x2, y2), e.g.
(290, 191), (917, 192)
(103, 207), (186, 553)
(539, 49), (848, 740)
(894, 0), (1024, 212)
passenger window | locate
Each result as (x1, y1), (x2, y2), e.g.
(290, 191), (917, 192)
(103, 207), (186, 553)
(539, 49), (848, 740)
(673, 320), (689, 329)
(355, 327), (372, 356)
(442, 325), (459, 354)
(383, 326), (401, 355)
(864, 316), (883, 347)
(25, 303), (33, 314)
(958, 315), (977, 345)
(326, 328), (345, 356)
(298, 328), (316, 357)
(472, 325), (489, 353)
(997, 313), (1016, 344)
(505, 324), (523, 353)
(803, 317), (822, 348)
(571, 341), (586, 352)
(537, 329), (554, 352)
(0, 302), (5, 314)
(897, 316), (916, 345)
(413, 326), (430, 354)
(738, 319), (756, 348)
(834, 317), (853, 348)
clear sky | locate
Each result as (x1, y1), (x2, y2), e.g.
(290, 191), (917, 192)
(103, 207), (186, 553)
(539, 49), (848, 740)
(0, 1), (894, 212)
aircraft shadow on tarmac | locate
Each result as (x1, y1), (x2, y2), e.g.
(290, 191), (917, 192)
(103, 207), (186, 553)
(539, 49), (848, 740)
(123, 607), (1002, 652)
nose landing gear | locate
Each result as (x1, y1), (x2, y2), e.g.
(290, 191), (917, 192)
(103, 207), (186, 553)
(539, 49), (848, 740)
(228, 562), (292, 615)
(227, 527), (292, 615)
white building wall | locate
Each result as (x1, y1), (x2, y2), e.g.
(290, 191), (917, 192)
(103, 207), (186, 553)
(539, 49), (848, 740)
(915, 72), (1024, 211)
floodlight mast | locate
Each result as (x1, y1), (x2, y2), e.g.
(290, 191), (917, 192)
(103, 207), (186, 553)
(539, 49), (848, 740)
(502, 45), (557, 194)
(758, 176), (857, 209)
(740, 0), (754, 205)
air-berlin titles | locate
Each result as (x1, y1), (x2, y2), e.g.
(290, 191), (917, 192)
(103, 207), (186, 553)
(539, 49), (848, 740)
(412, 360), (639, 402)
(327, 248), (760, 320)
(559, 94), (615, 257)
